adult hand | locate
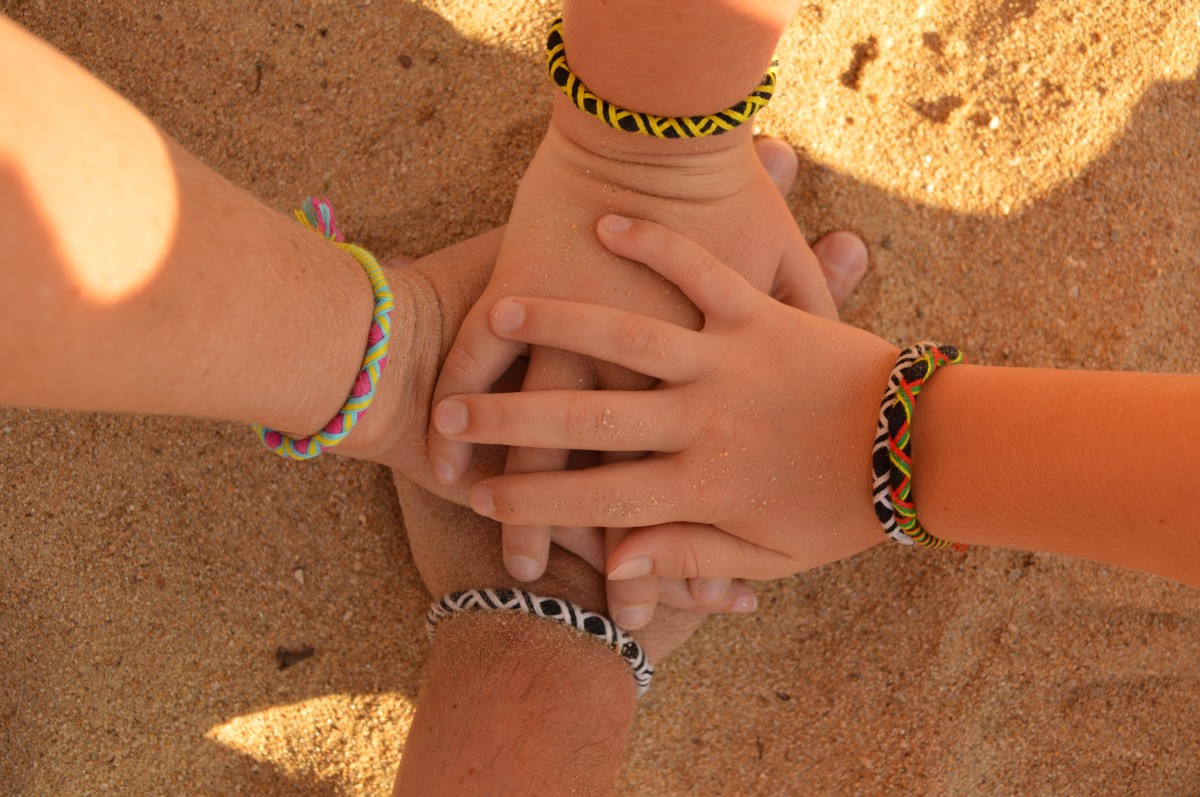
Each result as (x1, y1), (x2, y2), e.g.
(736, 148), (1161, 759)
(436, 217), (893, 581)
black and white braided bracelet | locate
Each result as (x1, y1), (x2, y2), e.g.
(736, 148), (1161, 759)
(427, 587), (655, 698)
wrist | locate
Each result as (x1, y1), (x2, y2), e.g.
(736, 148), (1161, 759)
(333, 264), (428, 465)
(549, 89), (755, 161)
(247, 239), (377, 439)
(544, 94), (761, 206)
(871, 343), (966, 549)
(854, 340), (904, 539)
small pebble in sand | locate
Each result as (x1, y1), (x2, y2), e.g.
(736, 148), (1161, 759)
(293, 568), (305, 585)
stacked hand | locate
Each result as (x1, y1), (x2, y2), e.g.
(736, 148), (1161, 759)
(434, 217), (892, 585)
(426, 99), (866, 628)
(388, 218), (870, 666)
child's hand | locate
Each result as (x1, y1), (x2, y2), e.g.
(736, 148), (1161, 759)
(434, 216), (896, 581)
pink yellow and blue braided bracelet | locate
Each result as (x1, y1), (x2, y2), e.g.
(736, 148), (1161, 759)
(253, 197), (393, 460)
(871, 342), (965, 548)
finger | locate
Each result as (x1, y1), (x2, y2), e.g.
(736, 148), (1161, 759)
(771, 234), (838, 319)
(658, 578), (759, 615)
(501, 517), (553, 581)
(428, 313), (528, 485)
(606, 522), (798, 581)
(488, 296), (707, 383)
(548, 525), (607, 573)
(752, 136), (799, 196)
(662, 573), (753, 614)
(599, 445), (662, 632)
(434, 389), (691, 452)
(690, 578), (733, 605)
(594, 215), (759, 326)
(811, 230), (869, 310)
(469, 456), (702, 530)
(499, 346), (589, 582)
(672, 578), (753, 614)
(605, 527), (662, 631)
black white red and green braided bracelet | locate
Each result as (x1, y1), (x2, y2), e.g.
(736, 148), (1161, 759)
(871, 342), (966, 549)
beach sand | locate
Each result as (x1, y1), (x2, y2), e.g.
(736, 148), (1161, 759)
(2, 1), (1199, 794)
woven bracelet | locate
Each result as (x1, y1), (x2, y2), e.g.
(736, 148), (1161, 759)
(427, 588), (655, 698)
(253, 197), (394, 460)
(870, 342), (965, 548)
(546, 16), (778, 139)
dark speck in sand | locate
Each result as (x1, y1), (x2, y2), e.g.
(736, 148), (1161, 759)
(275, 645), (315, 670)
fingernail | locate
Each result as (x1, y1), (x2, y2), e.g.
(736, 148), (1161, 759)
(506, 555), (542, 582)
(732, 593), (758, 614)
(434, 399), (467, 436)
(434, 459), (456, 485)
(608, 556), (652, 581)
(698, 578), (731, 602)
(492, 299), (525, 334)
(602, 214), (632, 233)
(614, 604), (653, 629)
(469, 484), (495, 516)
(818, 232), (869, 281)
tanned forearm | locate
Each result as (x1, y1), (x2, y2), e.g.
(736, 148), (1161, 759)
(0, 14), (372, 437)
(915, 365), (1200, 585)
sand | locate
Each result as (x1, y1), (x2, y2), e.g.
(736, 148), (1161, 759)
(2, 0), (1199, 794)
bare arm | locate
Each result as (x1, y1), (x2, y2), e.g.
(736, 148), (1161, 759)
(562, 0), (798, 118)
(916, 365), (1199, 585)
(0, 14), (372, 433)
(0, 14), (462, 489)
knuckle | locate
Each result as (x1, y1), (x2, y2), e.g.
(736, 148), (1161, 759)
(441, 341), (490, 387)
(692, 253), (722, 289)
(565, 394), (614, 444)
(671, 458), (724, 524)
(615, 316), (657, 360)
(512, 446), (564, 471)
(633, 221), (664, 250)
(585, 489), (636, 526)
(675, 543), (703, 580)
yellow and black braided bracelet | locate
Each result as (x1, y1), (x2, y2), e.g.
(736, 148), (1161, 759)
(546, 16), (778, 139)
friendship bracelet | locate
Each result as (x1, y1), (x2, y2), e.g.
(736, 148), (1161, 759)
(427, 588), (655, 698)
(871, 342), (966, 548)
(546, 16), (778, 139)
(253, 197), (394, 460)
